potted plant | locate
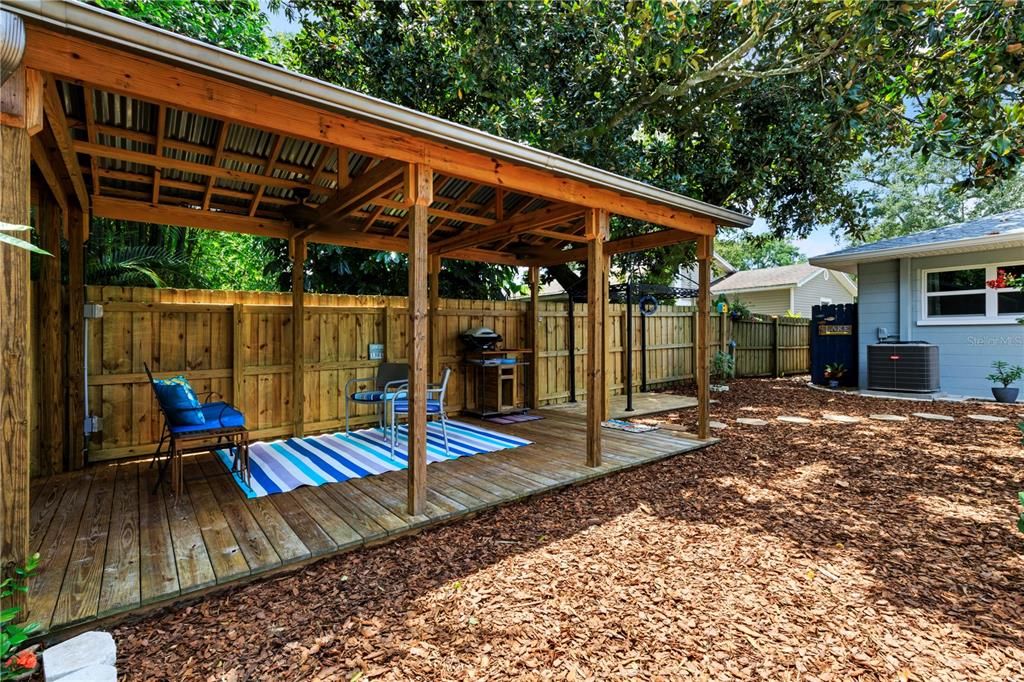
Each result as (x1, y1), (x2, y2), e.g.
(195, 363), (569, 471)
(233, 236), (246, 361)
(823, 362), (846, 389)
(710, 351), (735, 392)
(986, 361), (1023, 403)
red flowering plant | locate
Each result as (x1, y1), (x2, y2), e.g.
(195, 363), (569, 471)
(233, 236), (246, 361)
(986, 268), (1024, 326)
(1, 553), (40, 679)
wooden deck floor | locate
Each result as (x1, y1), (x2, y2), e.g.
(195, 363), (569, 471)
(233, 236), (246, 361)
(27, 410), (711, 636)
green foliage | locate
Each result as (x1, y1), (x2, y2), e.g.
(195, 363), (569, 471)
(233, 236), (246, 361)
(824, 362), (847, 379)
(986, 361), (1024, 388)
(714, 234), (805, 270)
(711, 351), (735, 385)
(1, 553), (40, 677)
(91, 0), (276, 60)
(848, 154), (1024, 244)
(714, 294), (751, 321)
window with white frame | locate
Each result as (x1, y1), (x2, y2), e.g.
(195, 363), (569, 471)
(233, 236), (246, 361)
(920, 263), (1024, 322)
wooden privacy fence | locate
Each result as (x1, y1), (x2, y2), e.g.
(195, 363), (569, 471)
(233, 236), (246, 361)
(47, 286), (808, 467)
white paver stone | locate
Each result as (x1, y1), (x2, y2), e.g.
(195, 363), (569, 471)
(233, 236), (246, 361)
(709, 421), (728, 430)
(43, 631), (116, 682)
(967, 414), (1009, 423)
(54, 665), (117, 682)
(736, 418), (770, 426)
(912, 412), (955, 422)
(822, 414), (861, 424)
(869, 414), (908, 422)
(777, 416), (813, 424)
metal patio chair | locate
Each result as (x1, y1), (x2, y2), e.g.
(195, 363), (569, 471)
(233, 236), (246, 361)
(344, 362), (409, 432)
(386, 367), (453, 459)
(145, 364), (249, 496)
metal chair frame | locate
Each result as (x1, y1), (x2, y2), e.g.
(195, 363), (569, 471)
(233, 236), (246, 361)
(145, 364), (250, 496)
(386, 367), (453, 460)
(343, 363), (409, 432)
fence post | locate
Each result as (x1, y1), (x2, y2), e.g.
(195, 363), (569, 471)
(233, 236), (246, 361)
(773, 317), (781, 378)
(233, 303), (245, 412)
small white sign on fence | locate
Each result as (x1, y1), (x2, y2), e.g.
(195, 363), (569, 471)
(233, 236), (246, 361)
(368, 343), (385, 360)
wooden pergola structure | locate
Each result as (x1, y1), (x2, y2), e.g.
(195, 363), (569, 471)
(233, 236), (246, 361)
(0, 0), (751, 604)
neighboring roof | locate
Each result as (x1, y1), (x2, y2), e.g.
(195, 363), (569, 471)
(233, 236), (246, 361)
(5, 0), (752, 232)
(810, 208), (1024, 273)
(711, 263), (857, 296)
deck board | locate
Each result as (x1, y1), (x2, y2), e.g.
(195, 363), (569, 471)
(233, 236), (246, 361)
(28, 409), (713, 635)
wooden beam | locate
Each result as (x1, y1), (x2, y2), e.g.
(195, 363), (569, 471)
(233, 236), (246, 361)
(291, 236), (307, 437)
(428, 253), (441, 381)
(151, 104), (166, 205)
(25, 68), (43, 136)
(529, 227), (588, 244)
(696, 234), (712, 439)
(40, 76), (89, 211)
(24, 27), (721, 233)
(30, 131), (69, 215)
(528, 266), (541, 409)
(315, 159), (406, 224)
(202, 121), (230, 211)
(434, 203), (584, 254)
(36, 183), (66, 475)
(92, 195), (292, 238)
(82, 86), (101, 196)
(66, 206), (86, 470)
(248, 134), (284, 217)
(406, 163), (432, 515)
(528, 225), (708, 266)
(585, 208), (609, 467)
(0, 66), (32, 615)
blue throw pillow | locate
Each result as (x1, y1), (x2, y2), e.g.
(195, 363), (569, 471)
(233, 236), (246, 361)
(152, 375), (206, 426)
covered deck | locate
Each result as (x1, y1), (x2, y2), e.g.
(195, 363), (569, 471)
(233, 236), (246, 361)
(27, 409), (710, 635)
(1, 1), (751, 638)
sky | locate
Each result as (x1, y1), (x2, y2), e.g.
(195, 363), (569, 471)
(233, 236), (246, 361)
(258, 2), (847, 259)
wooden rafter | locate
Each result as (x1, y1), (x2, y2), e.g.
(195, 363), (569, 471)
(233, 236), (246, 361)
(94, 167), (291, 205)
(151, 105), (165, 205)
(528, 227), (588, 243)
(202, 121), (229, 211)
(361, 205), (387, 232)
(30, 132), (70, 215)
(314, 159), (405, 224)
(40, 77), (89, 210)
(248, 134), (284, 216)
(434, 203), (584, 254)
(82, 86), (100, 196)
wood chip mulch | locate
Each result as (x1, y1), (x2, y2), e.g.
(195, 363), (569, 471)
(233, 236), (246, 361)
(113, 379), (1024, 681)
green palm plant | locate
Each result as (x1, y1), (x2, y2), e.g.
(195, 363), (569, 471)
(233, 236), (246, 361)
(0, 222), (50, 255)
(86, 244), (190, 287)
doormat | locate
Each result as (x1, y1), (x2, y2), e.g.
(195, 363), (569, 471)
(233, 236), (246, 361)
(601, 419), (659, 433)
(484, 414), (544, 425)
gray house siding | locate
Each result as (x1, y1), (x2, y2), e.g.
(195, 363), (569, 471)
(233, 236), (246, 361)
(856, 260), (900, 388)
(792, 273), (856, 317)
(729, 289), (792, 317)
(856, 247), (1024, 397)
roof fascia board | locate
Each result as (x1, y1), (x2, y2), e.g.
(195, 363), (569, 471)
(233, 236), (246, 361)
(810, 232), (1024, 270)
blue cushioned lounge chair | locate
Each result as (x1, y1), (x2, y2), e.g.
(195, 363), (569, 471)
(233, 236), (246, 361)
(344, 362), (409, 433)
(387, 367), (452, 459)
(145, 364), (249, 496)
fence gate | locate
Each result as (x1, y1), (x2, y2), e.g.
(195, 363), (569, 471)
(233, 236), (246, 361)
(810, 303), (857, 386)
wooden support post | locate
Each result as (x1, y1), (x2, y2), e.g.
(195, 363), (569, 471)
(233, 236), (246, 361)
(696, 234), (712, 440)
(428, 253), (441, 381)
(527, 266), (540, 409)
(585, 208), (609, 467)
(1, 64), (33, 614)
(773, 317), (781, 378)
(291, 237), (307, 437)
(602, 253), (611, 422)
(36, 183), (65, 475)
(406, 164), (432, 515)
(233, 303), (245, 412)
(66, 206), (86, 470)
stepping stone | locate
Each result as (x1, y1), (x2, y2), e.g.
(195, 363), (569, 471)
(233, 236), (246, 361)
(822, 414), (861, 424)
(739, 406), (761, 412)
(736, 417), (769, 426)
(777, 416), (813, 424)
(708, 420), (728, 430)
(56, 665), (117, 682)
(869, 414), (908, 422)
(967, 414), (1010, 423)
(43, 631), (116, 682)
(913, 412), (955, 422)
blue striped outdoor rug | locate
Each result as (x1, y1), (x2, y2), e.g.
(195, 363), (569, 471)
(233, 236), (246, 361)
(215, 420), (533, 498)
